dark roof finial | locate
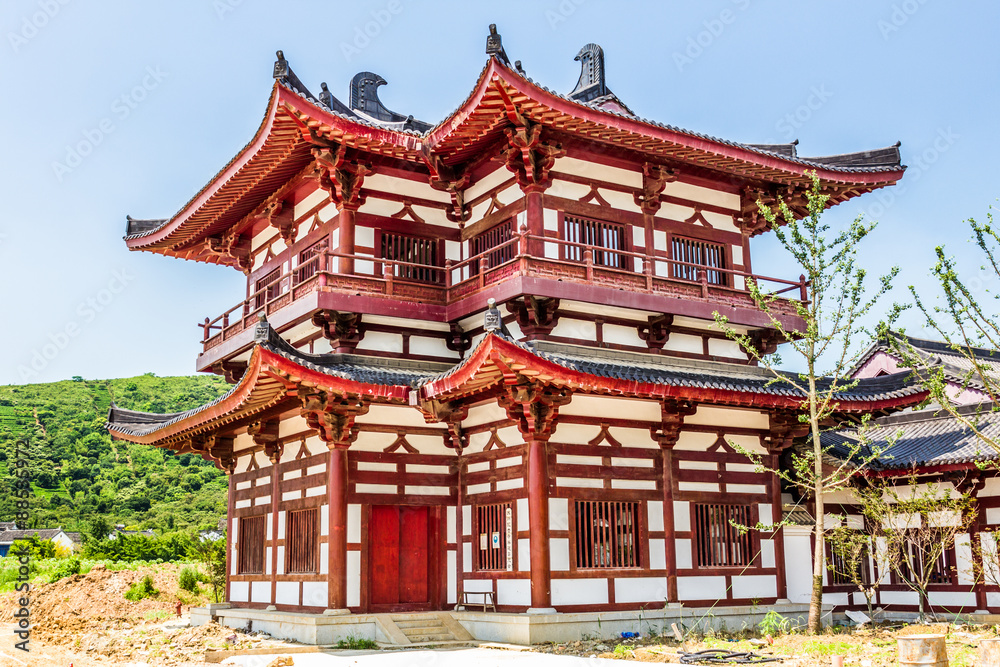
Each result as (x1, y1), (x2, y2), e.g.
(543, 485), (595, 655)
(515, 60), (526, 76)
(486, 24), (511, 65)
(319, 82), (333, 110)
(569, 43), (608, 103)
(273, 50), (288, 79)
(348, 72), (432, 132)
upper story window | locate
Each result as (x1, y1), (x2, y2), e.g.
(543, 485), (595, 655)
(574, 500), (640, 569)
(693, 503), (753, 567)
(237, 514), (266, 575)
(380, 232), (442, 283)
(563, 215), (627, 269)
(671, 237), (729, 287)
(470, 219), (514, 274)
(294, 239), (325, 284)
(253, 268), (283, 310)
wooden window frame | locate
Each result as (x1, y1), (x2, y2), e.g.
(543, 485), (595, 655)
(293, 238), (326, 285)
(667, 234), (731, 287)
(473, 501), (516, 572)
(285, 507), (319, 574)
(691, 502), (759, 569)
(559, 213), (632, 270)
(891, 532), (956, 586)
(469, 219), (515, 275)
(571, 499), (643, 570)
(376, 229), (444, 284)
(237, 515), (266, 575)
(824, 532), (873, 587)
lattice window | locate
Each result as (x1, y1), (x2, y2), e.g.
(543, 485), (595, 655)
(470, 220), (514, 274)
(670, 237), (729, 286)
(286, 508), (319, 574)
(894, 535), (952, 585)
(574, 500), (640, 569)
(254, 268), (282, 310)
(237, 515), (266, 575)
(693, 503), (753, 567)
(475, 502), (513, 571)
(294, 240), (325, 284)
(380, 232), (442, 283)
(827, 536), (871, 586)
(563, 215), (627, 269)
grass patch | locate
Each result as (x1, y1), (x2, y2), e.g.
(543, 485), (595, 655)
(802, 639), (860, 656)
(143, 609), (174, 621)
(336, 635), (379, 650)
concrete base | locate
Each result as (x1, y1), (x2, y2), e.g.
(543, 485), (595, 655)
(190, 603), (231, 627)
(192, 603), (826, 646)
(454, 603), (824, 644)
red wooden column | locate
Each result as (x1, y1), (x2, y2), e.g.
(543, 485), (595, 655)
(766, 411), (808, 601)
(636, 163), (673, 279)
(652, 399), (694, 603)
(312, 145), (372, 277)
(770, 457), (788, 601)
(224, 457), (236, 604)
(499, 382), (571, 613)
(298, 388), (370, 614)
(525, 191), (544, 258)
(328, 445), (349, 610)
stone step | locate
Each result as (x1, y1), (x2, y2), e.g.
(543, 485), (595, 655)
(398, 624), (448, 636)
(405, 632), (456, 643)
(394, 619), (445, 629)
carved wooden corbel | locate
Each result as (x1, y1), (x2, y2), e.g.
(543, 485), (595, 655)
(498, 380), (572, 439)
(445, 322), (472, 356)
(506, 296), (559, 339)
(650, 398), (697, 448)
(210, 361), (248, 385)
(426, 153), (472, 224)
(298, 390), (369, 448)
(311, 310), (364, 353)
(248, 418), (281, 463)
(633, 163), (677, 215)
(638, 314), (673, 353)
(498, 122), (566, 193)
(207, 230), (252, 274)
(264, 200), (297, 245)
(418, 399), (470, 451)
(311, 144), (372, 211)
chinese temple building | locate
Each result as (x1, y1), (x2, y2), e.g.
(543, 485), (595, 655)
(108, 27), (923, 643)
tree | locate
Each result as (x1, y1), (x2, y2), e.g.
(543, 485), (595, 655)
(192, 533), (227, 603)
(826, 525), (880, 620)
(885, 209), (1000, 450)
(715, 173), (899, 632)
(855, 478), (976, 622)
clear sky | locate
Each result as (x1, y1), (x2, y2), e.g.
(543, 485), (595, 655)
(1, 0), (997, 385)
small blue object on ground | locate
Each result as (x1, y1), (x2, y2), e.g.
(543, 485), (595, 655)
(620, 631), (639, 639)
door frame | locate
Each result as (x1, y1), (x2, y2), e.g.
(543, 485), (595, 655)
(361, 503), (445, 613)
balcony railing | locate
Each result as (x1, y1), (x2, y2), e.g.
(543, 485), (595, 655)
(198, 228), (808, 352)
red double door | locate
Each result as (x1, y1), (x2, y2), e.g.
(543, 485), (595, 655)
(368, 505), (440, 611)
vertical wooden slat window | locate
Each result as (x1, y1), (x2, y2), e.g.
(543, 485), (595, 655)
(237, 515), (266, 575)
(670, 237), (729, 286)
(470, 220), (514, 274)
(286, 508), (319, 574)
(294, 240), (325, 284)
(694, 503), (753, 567)
(254, 269), (282, 310)
(475, 502), (512, 571)
(379, 232), (442, 283)
(574, 500), (640, 569)
(827, 536), (871, 586)
(563, 215), (627, 269)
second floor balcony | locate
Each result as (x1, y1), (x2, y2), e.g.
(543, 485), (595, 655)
(197, 225), (808, 368)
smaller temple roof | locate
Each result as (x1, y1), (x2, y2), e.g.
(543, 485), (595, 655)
(854, 331), (1000, 392)
(823, 402), (1000, 471)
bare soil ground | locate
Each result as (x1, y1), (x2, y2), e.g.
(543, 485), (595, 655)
(532, 622), (1000, 666)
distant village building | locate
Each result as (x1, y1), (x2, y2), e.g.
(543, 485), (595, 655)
(0, 525), (81, 557)
(107, 28), (919, 643)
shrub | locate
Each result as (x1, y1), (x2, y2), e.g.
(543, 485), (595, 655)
(178, 567), (199, 593)
(47, 558), (81, 583)
(124, 574), (158, 602)
(336, 635), (379, 650)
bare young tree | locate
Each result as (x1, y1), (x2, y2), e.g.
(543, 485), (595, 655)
(855, 478), (976, 622)
(715, 172), (899, 633)
(826, 524), (880, 620)
(885, 208), (1000, 449)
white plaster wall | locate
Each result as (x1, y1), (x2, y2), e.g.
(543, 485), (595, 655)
(552, 578), (609, 606)
(551, 538), (571, 571)
(616, 577), (669, 604)
(303, 582), (327, 608)
(928, 591), (977, 607)
(678, 576), (727, 600)
(230, 581), (249, 603)
(675, 539), (693, 569)
(732, 575), (776, 600)
(347, 551), (361, 607)
(447, 551), (457, 604)
(251, 581), (271, 604)
(498, 579), (532, 606)
(275, 582), (298, 606)
(783, 526), (813, 603)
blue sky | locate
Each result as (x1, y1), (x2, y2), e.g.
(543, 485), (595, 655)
(1, 0), (997, 385)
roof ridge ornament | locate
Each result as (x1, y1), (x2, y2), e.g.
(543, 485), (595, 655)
(485, 24), (511, 65)
(569, 43), (608, 103)
(272, 50), (322, 107)
(348, 72), (432, 132)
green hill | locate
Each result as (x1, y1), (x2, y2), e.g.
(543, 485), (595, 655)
(0, 374), (231, 532)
